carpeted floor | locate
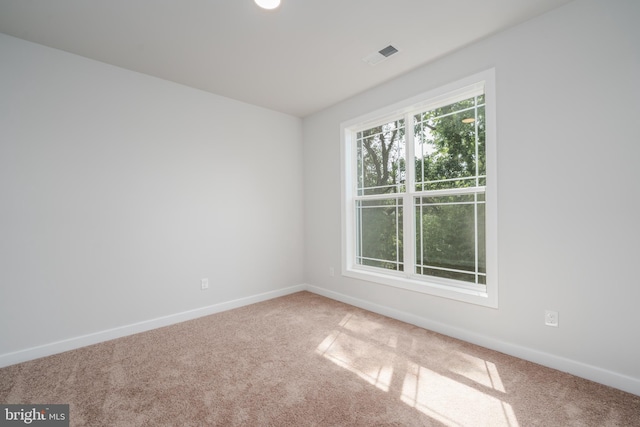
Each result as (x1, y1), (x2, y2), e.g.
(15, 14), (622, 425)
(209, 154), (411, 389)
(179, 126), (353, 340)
(1, 291), (639, 426)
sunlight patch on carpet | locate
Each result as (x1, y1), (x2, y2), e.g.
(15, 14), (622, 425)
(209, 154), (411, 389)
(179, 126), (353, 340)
(449, 352), (506, 393)
(401, 361), (519, 427)
(316, 329), (394, 392)
(316, 312), (520, 427)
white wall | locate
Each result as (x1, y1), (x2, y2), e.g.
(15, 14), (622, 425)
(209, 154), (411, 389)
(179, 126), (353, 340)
(303, 0), (640, 394)
(0, 34), (304, 360)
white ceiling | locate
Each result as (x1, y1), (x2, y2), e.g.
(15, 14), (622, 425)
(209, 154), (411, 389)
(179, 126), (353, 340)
(0, 0), (573, 117)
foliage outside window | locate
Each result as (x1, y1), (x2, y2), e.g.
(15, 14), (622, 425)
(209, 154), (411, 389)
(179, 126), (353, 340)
(342, 71), (497, 307)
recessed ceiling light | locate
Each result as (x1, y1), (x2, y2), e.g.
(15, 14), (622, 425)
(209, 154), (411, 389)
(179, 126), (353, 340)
(255, 0), (280, 9)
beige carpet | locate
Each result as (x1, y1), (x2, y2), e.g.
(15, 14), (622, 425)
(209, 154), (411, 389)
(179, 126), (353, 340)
(1, 291), (639, 426)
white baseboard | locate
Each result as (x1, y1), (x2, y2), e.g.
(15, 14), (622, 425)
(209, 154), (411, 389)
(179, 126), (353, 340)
(3, 282), (638, 397)
(305, 284), (640, 397)
(0, 284), (306, 369)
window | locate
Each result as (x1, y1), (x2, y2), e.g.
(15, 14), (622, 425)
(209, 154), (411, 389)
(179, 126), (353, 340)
(341, 70), (497, 307)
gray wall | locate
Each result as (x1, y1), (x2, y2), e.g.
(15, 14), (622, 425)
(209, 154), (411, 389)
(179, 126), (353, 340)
(303, 0), (640, 394)
(0, 34), (304, 357)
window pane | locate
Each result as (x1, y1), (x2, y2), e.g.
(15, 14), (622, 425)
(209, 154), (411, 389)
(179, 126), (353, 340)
(356, 198), (403, 271)
(415, 194), (485, 284)
(357, 119), (405, 196)
(414, 96), (485, 191)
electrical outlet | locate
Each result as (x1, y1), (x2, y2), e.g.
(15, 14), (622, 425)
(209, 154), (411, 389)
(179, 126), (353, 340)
(201, 278), (209, 290)
(329, 267), (335, 277)
(544, 310), (558, 327)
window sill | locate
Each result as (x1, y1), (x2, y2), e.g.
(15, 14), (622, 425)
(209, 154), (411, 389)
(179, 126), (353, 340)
(343, 266), (498, 309)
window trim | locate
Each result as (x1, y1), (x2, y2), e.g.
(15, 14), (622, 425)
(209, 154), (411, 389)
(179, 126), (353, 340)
(340, 69), (498, 308)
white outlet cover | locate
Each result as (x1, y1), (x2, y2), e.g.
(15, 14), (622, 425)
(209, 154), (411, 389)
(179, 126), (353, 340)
(544, 310), (558, 327)
(201, 278), (209, 290)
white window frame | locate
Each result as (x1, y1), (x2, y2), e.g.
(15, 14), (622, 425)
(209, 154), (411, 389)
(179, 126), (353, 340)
(341, 69), (498, 308)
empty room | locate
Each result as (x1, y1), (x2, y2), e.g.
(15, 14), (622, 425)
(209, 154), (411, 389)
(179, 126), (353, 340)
(1, 0), (639, 425)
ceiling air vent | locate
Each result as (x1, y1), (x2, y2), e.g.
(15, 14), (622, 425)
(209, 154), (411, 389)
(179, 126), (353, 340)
(363, 45), (399, 66)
